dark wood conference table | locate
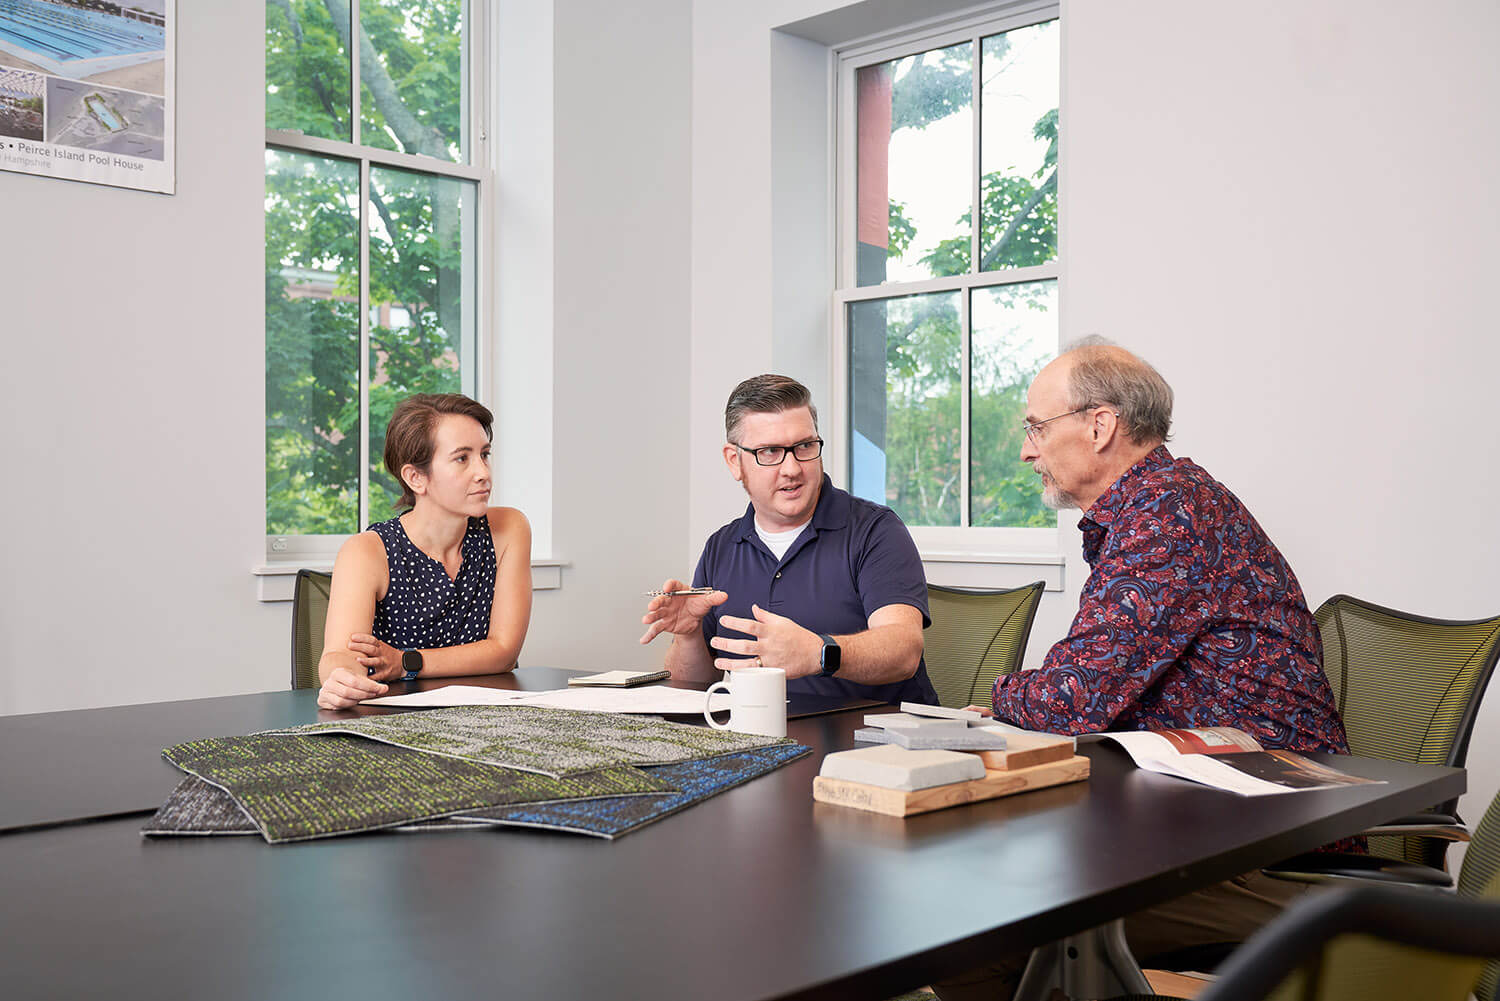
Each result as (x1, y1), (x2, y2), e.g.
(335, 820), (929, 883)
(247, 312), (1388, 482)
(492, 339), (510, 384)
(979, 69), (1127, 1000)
(0, 669), (1466, 1001)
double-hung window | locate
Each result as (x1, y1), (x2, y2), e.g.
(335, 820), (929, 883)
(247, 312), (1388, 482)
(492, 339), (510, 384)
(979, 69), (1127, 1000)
(834, 4), (1059, 549)
(264, 0), (486, 558)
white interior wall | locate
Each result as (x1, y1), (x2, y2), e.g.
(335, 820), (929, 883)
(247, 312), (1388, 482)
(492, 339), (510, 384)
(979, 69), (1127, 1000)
(520, 0), (695, 671)
(690, 0), (1500, 835)
(0, 4), (280, 715)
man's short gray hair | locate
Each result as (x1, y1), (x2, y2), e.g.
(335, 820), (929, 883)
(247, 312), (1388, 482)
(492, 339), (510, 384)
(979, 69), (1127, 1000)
(1058, 335), (1173, 445)
(724, 374), (818, 442)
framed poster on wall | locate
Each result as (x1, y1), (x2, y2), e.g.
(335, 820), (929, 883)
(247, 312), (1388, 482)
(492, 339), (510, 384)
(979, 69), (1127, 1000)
(0, 0), (174, 194)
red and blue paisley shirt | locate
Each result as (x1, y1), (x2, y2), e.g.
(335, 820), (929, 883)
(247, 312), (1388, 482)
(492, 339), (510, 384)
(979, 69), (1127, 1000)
(993, 446), (1349, 757)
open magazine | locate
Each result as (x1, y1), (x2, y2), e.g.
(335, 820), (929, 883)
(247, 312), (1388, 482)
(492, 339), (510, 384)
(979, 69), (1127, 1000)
(1103, 727), (1379, 796)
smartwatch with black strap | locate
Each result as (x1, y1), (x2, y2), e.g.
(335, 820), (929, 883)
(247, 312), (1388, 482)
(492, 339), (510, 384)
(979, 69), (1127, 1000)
(818, 634), (841, 677)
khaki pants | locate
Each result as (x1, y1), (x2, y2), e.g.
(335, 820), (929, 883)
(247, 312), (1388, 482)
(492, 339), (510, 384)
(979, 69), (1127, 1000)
(931, 870), (1314, 1001)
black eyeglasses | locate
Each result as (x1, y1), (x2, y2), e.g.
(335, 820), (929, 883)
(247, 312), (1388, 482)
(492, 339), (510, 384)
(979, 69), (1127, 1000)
(735, 438), (824, 466)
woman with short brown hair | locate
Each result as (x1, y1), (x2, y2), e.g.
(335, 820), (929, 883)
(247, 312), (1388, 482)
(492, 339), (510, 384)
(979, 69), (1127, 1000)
(316, 393), (532, 710)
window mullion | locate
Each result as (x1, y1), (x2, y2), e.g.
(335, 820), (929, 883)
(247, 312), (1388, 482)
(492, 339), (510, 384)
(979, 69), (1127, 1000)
(960, 288), (972, 528)
(962, 32), (981, 531)
(970, 34), (981, 282)
(358, 159), (371, 532)
(350, 0), (361, 147)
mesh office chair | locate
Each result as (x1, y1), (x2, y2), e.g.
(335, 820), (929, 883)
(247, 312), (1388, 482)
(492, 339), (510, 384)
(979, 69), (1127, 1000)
(923, 581), (1046, 710)
(1264, 594), (1500, 886)
(291, 569), (333, 690)
(1458, 791), (1500, 1001)
(1317, 593), (1500, 867)
(1187, 875), (1500, 1001)
(1110, 788), (1500, 1001)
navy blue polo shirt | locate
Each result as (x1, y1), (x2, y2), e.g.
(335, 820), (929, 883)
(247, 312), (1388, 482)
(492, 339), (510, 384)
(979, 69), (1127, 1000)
(692, 476), (937, 705)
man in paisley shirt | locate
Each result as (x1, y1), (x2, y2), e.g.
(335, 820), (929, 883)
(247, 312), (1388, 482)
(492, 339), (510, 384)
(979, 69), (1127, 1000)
(935, 338), (1350, 1000)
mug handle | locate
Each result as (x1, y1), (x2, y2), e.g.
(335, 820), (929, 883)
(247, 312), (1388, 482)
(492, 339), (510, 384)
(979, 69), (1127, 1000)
(705, 679), (732, 729)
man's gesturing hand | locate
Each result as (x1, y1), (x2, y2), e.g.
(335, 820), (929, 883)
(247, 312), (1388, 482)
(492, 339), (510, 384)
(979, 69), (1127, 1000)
(639, 579), (728, 644)
(709, 603), (823, 679)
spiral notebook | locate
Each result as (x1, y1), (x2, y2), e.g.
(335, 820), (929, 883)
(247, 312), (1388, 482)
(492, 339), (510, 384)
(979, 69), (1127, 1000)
(567, 670), (671, 688)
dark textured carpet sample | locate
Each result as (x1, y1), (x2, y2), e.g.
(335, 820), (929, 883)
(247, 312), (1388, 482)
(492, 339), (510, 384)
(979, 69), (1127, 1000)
(142, 774), (259, 836)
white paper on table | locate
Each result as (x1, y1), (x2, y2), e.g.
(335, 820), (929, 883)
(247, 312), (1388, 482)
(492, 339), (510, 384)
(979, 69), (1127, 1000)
(362, 685), (536, 708)
(364, 683), (731, 715)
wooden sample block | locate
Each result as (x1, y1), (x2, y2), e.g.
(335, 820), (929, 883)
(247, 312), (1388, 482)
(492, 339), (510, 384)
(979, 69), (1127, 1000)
(818, 745), (985, 791)
(813, 755), (1091, 817)
(967, 728), (1076, 771)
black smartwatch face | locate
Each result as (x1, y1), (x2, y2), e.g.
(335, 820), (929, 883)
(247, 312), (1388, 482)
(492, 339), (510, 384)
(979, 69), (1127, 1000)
(401, 649), (423, 674)
(820, 636), (840, 676)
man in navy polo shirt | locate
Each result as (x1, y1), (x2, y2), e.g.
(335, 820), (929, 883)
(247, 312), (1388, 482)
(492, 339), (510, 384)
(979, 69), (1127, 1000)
(640, 374), (938, 704)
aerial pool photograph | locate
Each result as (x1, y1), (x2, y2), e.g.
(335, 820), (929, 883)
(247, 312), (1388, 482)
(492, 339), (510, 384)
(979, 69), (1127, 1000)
(0, 0), (167, 97)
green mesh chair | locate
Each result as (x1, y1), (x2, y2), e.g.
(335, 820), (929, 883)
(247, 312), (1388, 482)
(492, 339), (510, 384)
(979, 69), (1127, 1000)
(1320, 594), (1500, 868)
(1109, 789), (1500, 1001)
(1458, 792), (1500, 1001)
(923, 581), (1045, 710)
(1264, 595), (1500, 886)
(290, 569), (333, 690)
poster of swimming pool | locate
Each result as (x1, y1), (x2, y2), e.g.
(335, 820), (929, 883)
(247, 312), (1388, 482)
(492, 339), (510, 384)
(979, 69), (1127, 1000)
(0, 0), (173, 194)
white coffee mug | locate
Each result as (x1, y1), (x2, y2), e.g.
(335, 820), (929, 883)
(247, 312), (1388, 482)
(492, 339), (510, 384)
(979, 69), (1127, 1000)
(704, 667), (787, 737)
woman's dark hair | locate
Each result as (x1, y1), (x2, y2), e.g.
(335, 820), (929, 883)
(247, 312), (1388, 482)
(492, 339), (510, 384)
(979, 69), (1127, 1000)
(384, 393), (494, 510)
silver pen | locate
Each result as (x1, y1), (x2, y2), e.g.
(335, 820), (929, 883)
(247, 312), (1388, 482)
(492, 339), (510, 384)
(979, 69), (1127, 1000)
(644, 586), (718, 597)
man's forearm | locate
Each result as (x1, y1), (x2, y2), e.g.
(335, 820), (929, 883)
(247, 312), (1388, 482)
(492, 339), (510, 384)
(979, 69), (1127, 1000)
(665, 631), (718, 683)
(824, 623), (922, 685)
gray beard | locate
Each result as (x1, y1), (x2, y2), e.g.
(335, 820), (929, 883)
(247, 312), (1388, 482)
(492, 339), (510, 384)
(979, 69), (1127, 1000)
(1041, 479), (1081, 511)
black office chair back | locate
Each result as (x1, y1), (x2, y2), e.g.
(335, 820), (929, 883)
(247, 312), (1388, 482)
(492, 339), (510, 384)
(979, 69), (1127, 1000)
(923, 581), (1045, 710)
(1315, 594), (1500, 866)
(1191, 876), (1500, 1001)
(291, 569), (333, 690)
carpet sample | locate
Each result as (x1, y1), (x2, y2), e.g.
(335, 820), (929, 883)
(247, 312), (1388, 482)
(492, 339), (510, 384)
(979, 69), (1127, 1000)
(142, 775), (506, 837)
(258, 705), (790, 777)
(144, 743), (810, 842)
(160, 733), (675, 843)
(456, 743), (812, 839)
(141, 774), (258, 836)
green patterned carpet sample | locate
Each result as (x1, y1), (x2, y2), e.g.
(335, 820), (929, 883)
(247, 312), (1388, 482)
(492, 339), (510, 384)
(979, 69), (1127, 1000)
(145, 744), (811, 841)
(258, 705), (791, 777)
(161, 733), (675, 843)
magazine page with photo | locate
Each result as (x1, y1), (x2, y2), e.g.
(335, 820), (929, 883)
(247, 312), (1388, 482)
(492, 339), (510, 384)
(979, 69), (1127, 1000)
(1103, 726), (1379, 796)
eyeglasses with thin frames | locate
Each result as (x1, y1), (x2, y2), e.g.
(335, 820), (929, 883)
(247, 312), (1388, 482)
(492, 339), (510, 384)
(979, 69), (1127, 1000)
(1021, 406), (1119, 444)
(735, 437), (824, 466)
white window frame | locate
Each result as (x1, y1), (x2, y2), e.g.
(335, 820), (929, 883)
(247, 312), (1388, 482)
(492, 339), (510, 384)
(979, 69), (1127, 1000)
(830, 1), (1061, 557)
(263, 0), (493, 563)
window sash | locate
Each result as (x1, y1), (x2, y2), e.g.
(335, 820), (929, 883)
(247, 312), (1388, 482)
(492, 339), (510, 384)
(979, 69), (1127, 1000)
(265, 0), (490, 557)
(830, 2), (1060, 540)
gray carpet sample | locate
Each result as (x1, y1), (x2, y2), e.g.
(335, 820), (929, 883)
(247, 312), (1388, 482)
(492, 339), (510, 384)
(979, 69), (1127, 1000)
(258, 705), (792, 777)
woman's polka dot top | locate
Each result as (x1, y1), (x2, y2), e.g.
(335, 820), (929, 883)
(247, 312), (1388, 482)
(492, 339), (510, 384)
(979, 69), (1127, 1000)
(370, 514), (496, 651)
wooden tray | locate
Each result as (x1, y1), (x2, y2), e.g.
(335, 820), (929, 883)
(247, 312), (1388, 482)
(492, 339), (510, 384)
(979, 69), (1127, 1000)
(813, 754), (1090, 817)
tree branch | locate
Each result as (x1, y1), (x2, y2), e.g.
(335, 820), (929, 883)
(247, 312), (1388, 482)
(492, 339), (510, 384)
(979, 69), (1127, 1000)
(979, 167), (1056, 271)
(323, 0), (462, 353)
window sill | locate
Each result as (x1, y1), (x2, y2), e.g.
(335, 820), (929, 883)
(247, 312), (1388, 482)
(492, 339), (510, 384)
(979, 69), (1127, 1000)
(251, 558), (569, 602)
(918, 550), (1065, 592)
